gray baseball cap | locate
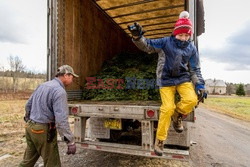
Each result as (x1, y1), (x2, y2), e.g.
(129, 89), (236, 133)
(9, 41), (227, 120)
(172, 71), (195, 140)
(57, 65), (79, 77)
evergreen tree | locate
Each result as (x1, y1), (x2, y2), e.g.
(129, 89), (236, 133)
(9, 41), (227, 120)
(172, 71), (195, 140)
(236, 84), (245, 96)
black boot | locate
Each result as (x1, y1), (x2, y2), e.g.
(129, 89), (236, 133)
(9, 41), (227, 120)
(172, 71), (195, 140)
(154, 138), (164, 156)
(172, 111), (184, 133)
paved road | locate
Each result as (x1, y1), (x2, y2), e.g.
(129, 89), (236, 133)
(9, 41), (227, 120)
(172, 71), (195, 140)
(190, 107), (250, 167)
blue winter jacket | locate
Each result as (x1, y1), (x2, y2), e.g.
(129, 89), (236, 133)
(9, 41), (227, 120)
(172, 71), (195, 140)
(133, 35), (204, 87)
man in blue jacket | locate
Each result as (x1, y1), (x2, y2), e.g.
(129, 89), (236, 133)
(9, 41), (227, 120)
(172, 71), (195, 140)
(128, 11), (206, 156)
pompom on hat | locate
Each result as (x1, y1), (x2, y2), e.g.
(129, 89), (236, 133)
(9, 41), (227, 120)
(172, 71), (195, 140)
(173, 11), (192, 36)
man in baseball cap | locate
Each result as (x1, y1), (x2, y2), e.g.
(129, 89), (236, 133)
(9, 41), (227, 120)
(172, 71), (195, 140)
(56, 64), (79, 78)
(20, 64), (78, 166)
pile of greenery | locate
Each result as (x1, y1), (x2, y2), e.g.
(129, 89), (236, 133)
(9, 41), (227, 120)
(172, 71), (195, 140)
(82, 52), (160, 101)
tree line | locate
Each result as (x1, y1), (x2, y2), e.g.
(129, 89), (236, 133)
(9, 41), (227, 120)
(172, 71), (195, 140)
(226, 82), (248, 96)
(0, 55), (46, 93)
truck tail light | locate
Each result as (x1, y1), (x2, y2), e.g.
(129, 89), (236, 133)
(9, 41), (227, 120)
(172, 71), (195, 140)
(71, 107), (78, 115)
(147, 110), (155, 118)
(144, 109), (158, 119)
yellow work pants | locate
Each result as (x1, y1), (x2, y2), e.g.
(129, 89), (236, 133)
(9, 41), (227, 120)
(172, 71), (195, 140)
(156, 82), (198, 141)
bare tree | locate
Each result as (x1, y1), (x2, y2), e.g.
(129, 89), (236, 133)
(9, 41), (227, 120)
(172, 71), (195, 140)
(8, 55), (25, 93)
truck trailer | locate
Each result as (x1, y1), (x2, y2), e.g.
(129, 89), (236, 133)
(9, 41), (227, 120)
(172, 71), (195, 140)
(47, 0), (204, 160)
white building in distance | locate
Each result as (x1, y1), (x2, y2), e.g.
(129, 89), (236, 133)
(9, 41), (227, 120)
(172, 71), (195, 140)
(205, 79), (227, 95)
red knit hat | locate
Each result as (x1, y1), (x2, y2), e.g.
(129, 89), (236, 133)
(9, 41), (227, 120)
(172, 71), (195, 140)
(173, 11), (192, 36)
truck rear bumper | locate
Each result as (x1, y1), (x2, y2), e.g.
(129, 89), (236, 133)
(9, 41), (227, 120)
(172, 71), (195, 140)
(77, 140), (189, 160)
(68, 103), (195, 122)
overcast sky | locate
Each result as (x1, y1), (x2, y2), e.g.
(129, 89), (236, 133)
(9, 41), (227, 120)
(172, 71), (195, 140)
(0, 0), (47, 73)
(199, 0), (250, 84)
(0, 0), (249, 84)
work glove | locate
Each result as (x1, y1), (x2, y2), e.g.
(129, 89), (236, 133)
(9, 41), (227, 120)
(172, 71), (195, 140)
(195, 84), (207, 103)
(67, 142), (76, 155)
(127, 22), (145, 38)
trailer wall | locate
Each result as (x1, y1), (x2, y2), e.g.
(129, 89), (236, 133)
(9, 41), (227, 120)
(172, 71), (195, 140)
(57, 0), (139, 90)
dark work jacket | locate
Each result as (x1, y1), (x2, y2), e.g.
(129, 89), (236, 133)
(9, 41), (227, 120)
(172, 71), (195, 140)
(133, 35), (204, 87)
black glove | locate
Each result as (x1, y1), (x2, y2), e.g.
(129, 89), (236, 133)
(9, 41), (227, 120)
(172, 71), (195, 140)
(127, 22), (145, 37)
(197, 89), (207, 103)
(67, 142), (76, 155)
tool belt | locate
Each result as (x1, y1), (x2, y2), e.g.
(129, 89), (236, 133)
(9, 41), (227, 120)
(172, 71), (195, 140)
(47, 122), (56, 143)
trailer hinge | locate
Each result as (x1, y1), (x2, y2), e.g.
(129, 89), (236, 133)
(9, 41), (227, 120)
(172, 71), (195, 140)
(47, 48), (50, 57)
(47, 7), (50, 16)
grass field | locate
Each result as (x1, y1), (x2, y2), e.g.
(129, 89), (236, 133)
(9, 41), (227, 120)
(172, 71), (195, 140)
(200, 95), (250, 121)
(0, 77), (45, 92)
(0, 99), (27, 166)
